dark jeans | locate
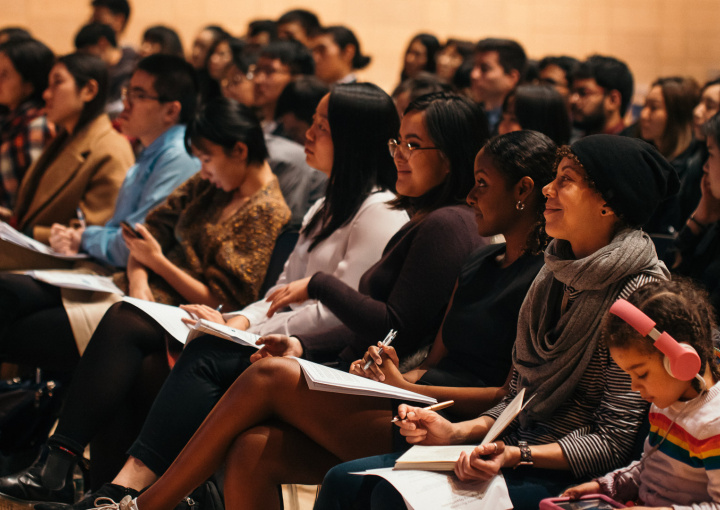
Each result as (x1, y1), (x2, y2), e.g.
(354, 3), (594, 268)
(315, 453), (584, 510)
(127, 335), (256, 475)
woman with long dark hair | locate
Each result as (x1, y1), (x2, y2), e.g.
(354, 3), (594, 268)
(10, 52), (133, 243)
(0, 38), (54, 217)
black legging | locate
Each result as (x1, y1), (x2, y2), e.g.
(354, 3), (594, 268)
(0, 273), (80, 371)
(127, 335), (255, 475)
(48, 302), (171, 465)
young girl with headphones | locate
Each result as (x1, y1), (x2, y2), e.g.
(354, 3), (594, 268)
(561, 278), (720, 509)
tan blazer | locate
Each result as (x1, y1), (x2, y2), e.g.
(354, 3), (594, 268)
(13, 114), (134, 243)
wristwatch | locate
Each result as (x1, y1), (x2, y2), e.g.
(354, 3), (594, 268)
(516, 441), (533, 467)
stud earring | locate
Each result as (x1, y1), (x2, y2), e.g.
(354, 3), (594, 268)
(601, 209), (607, 215)
(516, 201), (525, 211)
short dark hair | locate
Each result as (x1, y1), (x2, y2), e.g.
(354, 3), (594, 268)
(503, 84), (571, 145)
(703, 111), (720, 148)
(538, 55), (579, 80)
(57, 53), (108, 131)
(394, 92), (490, 216)
(392, 72), (452, 103)
(185, 97), (268, 165)
(136, 54), (198, 124)
(303, 83), (400, 250)
(573, 55), (634, 115)
(91, 0), (130, 24)
(260, 40), (314, 76)
(230, 39), (256, 75)
(142, 25), (184, 58)
(0, 27), (33, 43)
(319, 26), (371, 71)
(248, 20), (278, 41)
(277, 9), (321, 37)
(74, 22), (117, 50)
(475, 38), (527, 77)
(0, 38), (55, 104)
(275, 76), (329, 124)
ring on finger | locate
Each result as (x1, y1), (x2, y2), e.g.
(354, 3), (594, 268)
(492, 442), (498, 453)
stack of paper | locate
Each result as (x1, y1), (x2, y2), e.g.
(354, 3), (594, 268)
(188, 319), (261, 349)
(26, 270), (124, 294)
(0, 222), (88, 260)
(293, 357), (437, 404)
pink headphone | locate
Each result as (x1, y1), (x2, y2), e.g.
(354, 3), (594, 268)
(609, 299), (702, 381)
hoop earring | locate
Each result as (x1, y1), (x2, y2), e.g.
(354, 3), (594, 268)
(516, 201), (525, 211)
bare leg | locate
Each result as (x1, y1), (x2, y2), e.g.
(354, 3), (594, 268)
(137, 357), (394, 510)
(112, 457), (158, 492)
(224, 422), (341, 509)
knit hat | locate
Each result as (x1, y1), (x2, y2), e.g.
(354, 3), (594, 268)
(568, 134), (680, 227)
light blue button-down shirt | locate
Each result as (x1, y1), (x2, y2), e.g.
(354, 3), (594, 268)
(81, 124), (200, 267)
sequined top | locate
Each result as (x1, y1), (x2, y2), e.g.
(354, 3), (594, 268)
(116, 173), (290, 310)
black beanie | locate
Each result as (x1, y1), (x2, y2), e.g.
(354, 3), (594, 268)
(569, 135), (680, 227)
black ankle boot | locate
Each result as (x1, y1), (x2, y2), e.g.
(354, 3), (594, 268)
(0, 445), (77, 506)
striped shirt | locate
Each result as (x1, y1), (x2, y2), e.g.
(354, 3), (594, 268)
(484, 272), (658, 478)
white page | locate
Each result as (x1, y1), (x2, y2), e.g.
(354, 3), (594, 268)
(122, 297), (192, 344)
(293, 357), (437, 404)
(480, 387), (529, 446)
(353, 468), (512, 510)
(0, 222), (88, 259)
(192, 319), (261, 349)
(27, 270), (124, 294)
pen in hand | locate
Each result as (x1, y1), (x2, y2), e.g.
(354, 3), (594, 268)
(75, 207), (86, 229)
(391, 400), (454, 423)
(363, 329), (397, 370)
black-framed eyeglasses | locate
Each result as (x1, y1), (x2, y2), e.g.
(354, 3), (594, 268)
(121, 87), (167, 105)
(388, 139), (440, 158)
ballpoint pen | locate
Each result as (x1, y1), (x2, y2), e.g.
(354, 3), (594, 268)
(391, 400), (454, 423)
(363, 329), (397, 370)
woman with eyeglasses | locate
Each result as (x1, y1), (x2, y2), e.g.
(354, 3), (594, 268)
(50, 91), (487, 509)
(10, 52), (133, 243)
(0, 97), (291, 507)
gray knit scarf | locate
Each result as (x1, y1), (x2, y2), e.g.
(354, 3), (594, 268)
(513, 228), (669, 426)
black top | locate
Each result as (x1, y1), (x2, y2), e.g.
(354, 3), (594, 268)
(298, 204), (485, 363)
(672, 222), (720, 316)
(422, 243), (545, 389)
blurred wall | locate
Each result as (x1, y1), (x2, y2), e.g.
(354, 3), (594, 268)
(3, 0), (720, 102)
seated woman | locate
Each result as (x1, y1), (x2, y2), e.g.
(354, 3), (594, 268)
(672, 112), (720, 315)
(562, 278), (720, 509)
(311, 25), (371, 85)
(399, 33), (440, 83)
(498, 84), (571, 145)
(10, 52), (134, 243)
(0, 82), (406, 505)
(315, 135), (679, 510)
(0, 38), (55, 218)
(37, 91), (489, 509)
(0, 98), (290, 504)
(639, 76), (702, 239)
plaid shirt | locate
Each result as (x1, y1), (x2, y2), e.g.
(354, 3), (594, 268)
(0, 100), (54, 209)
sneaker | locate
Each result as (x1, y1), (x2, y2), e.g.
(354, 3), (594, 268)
(90, 496), (137, 510)
(34, 484), (140, 510)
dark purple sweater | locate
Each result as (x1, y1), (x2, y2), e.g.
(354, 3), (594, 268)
(297, 204), (485, 363)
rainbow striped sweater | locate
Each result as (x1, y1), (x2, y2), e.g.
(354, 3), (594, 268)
(596, 382), (720, 509)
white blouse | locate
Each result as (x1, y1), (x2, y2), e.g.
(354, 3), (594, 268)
(224, 190), (409, 337)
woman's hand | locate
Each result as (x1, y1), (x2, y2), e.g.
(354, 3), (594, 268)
(562, 481), (602, 499)
(123, 223), (166, 273)
(265, 277), (312, 317)
(692, 172), (720, 227)
(49, 223), (84, 255)
(249, 334), (304, 362)
(128, 278), (154, 302)
(454, 442), (509, 482)
(349, 345), (403, 385)
(394, 404), (457, 445)
(179, 304), (226, 327)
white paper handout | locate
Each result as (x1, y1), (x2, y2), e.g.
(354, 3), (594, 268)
(353, 468), (512, 510)
(187, 319), (261, 349)
(293, 357), (437, 404)
(122, 297), (193, 344)
(394, 388), (534, 470)
(26, 270), (124, 294)
(0, 222), (88, 259)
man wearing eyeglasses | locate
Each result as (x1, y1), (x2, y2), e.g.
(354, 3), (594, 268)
(48, 54), (200, 267)
(569, 55), (634, 139)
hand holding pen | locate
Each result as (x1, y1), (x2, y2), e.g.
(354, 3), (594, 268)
(363, 329), (397, 370)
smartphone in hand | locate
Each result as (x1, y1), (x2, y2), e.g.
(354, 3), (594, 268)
(121, 221), (141, 238)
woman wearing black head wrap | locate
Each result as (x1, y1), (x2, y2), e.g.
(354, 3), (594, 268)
(316, 134), (681, 510)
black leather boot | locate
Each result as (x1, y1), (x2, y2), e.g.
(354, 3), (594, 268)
(0, 445), (77, 508)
